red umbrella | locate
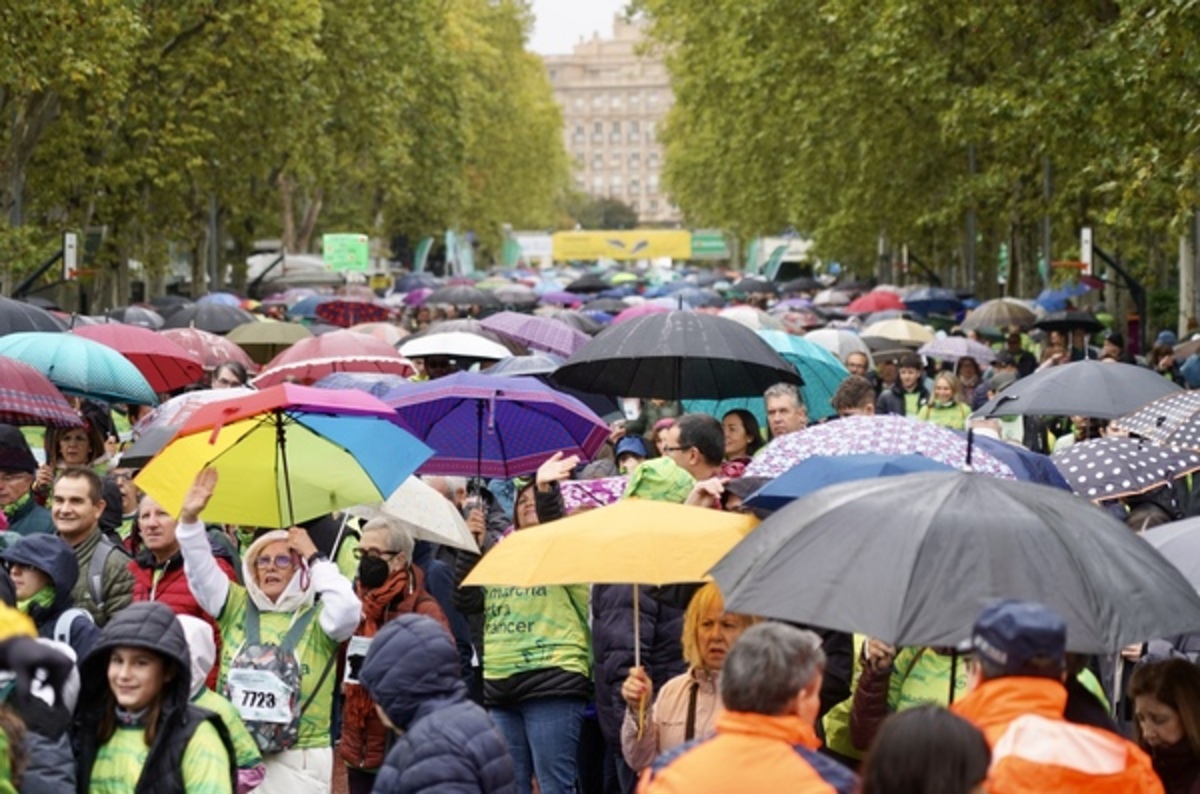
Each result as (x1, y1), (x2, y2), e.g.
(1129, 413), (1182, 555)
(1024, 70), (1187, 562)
(159, 327), (259, 373)
(314, 299), (392, 328)
(73, 325), (205, 393)
(0, 356), (82, 427)
(252, 330), (414, 388)
(845, 291), (906, 314)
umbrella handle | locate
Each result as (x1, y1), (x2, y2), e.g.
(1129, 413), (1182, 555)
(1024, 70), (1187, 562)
(634, 583), (644, 739)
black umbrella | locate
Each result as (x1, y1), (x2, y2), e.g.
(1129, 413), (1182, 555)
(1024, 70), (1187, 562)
(582, 298), (629, 314)
(780, 277), (822, 294)
(975, 360), (1182, 420)
(730, 277), (777, 295)
(0, 296), (66, 335)
(712, 472), (1200, 653)
(540, 310), (604, 336)
(555, 310), (802, 400)
(23, 296), (60, 311)
(161, 303), (256, 334)
(1051, 437), (1200, 502)
(1034, 310), (1105, 335)
(485, 352), (623, 419)
(148, 295), (193, 318)
(565, 273), (610, 294)
(493, 284), (538, 307)
(105, 305), (165, 329)
(424, 285), (499, 308)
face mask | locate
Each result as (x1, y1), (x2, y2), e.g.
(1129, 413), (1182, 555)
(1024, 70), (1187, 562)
(357, 556), (391, 590)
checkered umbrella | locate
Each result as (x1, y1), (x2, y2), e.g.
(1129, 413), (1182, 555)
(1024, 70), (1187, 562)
(0, 356), (82, 427)
(1051, 436), (1200, 502)
(480, 311), (590, 358)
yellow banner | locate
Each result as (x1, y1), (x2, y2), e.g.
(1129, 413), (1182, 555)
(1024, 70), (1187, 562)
(552, 230), (692, 261)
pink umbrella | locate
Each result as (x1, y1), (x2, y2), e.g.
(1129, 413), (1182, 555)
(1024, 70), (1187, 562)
(612, 303), (670, 325)
(404, 288), (435, 307)
(348, 322), (408, 347)
(252, 329), (414, 387)
(74, 324), (205, 393)
(845, 291), (906, 314)
(159, 327), (258, 373)
(0, 356), (82, 427)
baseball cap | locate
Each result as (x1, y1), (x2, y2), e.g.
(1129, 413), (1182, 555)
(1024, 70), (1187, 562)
(968, 600), (1066, 675)
(615, 436), (648, 460)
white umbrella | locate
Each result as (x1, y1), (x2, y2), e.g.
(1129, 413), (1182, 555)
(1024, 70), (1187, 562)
(804, 328), (874, 369)
(347, 476), (478, 553)
(399, 332), (513, 361)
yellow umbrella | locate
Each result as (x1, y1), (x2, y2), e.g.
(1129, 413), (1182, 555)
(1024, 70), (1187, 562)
(462, 499), (758, 587)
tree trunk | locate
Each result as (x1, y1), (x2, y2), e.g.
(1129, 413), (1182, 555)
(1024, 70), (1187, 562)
(296, 187), (324, 253)
(280, 173), (296, 253)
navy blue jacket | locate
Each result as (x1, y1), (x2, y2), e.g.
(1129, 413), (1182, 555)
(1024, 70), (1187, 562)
(361, 614), (516, 794)
(0, 534), (99, 660)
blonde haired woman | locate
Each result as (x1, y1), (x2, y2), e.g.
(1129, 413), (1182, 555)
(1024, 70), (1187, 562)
(619, 583), (759, 771)
(917, 371), (971, 430)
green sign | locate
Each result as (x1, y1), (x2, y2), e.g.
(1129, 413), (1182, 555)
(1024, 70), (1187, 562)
(997, 242), (1009, 285)
(691, 230), (730, 259)
(323, 233), (369, 272)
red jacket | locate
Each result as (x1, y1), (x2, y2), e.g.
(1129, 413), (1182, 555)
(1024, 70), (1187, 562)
(954, 677), (1163, 794)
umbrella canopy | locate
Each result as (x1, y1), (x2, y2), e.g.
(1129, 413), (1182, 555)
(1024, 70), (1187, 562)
(253, 330), (413, 388)
(463, 500), (758, 587)
(1051, 436), (1200, 502)
(780, 277), (822, 294)
(813, 288), (853, 307)
(717, 306), (784, 332)
(1034, 310), (1105, 335)
(483, 353), (623, 419)
(555, 311), (802, 401)
(582, 298), (632, 314)
(492, 284), (539, 307)
(159, 327), (258, 372)
(162, 303), (256, 334)
(1143, 519), (1200, 593)
(0, 297), (67, 335)
(958, 431), (1071, 490)
(961, 298), (1037, 331)
(745, 453), (956, 511)
(539, 291), (585, 308)
(148, 295), (193, 316)
(314, 299), (391, 328)
(903, 287), (964, 316)
(135, 384), (433, 528)
(348, 476), (477, 553)
(0, 356), (83, 428)
(72, 324), (204, 393)
(846, 291), (905, 314)
(683, 330), (850, 423)
(398, 331), (513, 362)
(119, 388), (254, 469)
(479, 311), (590, 358)
(382, 372), (611, 478)
(397, 273), (442, 292)
(288, 295), (338, 320)
(196, 292), (243, 307)
(104, 306), (165, 329)
(425, 285), (499, 308)
(712, 472), (1200, 653)
(226, 320), (314, 366)
(312, 372), (412, 399)
(346, 322), (407, 347)
(975, 360), (1182, 420)
(861, 318), (935, 345)
(744, 414), (1015, 480)
(917, 336), (997, 365)
(613, 303), (670, 325)
(1115, 390), (1200, 449)
(565, 273), (611, 294)
(540, 310), (604, 336)
(0, 332), (158, 405)
(729, 277), (777, 296)
(804, 328), (873, 368)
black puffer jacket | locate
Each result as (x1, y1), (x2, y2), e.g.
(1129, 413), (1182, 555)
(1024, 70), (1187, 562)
(74, 601), (235, 794)
(361, 613), (515, 794)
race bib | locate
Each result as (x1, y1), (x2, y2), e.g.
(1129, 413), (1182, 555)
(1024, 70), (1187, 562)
(227, 668), (294, 724)
(343, 635), (374, 685)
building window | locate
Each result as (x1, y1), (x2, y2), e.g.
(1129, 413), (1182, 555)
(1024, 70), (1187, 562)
(646, 122), (656, 142)
(611, 121), (621, 134)
(649, 199), (660, 210)
(648, 93), (659, 107)
(629, 179), (641, 195)
(648, 174), (659, 195)
(630, 200), (640, 212)
(611, 95), (622, 109)
(592, 175), (604, 191)
(629, 152), (641, 168)
(611, 151), (622, 166)
(574, 96), (584, 109)
(574, 152), (585, 167)
(592, 153), (604, 169)
(610, 175), (623, 190)
(630, 93), (642, 105)
(593, 94), (605, 107)
(648, 151), (660, 168)
(628, 120), (640, 143)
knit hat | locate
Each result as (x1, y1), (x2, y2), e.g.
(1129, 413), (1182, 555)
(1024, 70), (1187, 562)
(622, 457), (695, 504)
(0, 426), (36, 475)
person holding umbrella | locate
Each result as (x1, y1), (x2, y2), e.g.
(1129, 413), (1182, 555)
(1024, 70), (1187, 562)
(175, 468), (362, 794)
(0, 425), (53, 537)
(952, 600), (1161, 792)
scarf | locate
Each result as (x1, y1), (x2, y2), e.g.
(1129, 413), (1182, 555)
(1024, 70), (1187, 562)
(2, 490), (31, 522)
(355, 566), (414, 635)
(17, 585), (54, 615)
(115, 706), (149, 727)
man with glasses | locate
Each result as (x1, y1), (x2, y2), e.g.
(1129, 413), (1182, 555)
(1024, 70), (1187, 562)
(661, 414), (725, 482)
(0, 424), (53, 537)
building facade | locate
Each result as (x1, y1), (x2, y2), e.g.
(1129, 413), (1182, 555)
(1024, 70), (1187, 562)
(543, 16), (681, 227)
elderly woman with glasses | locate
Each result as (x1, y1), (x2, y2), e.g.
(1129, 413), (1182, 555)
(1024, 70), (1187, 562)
(175, 468), (362, 794)
(339, 515), (450, 794)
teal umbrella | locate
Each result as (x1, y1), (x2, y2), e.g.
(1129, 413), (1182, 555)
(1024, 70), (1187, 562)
(0, 332), (159, 405)
(684, 330), (848, 423)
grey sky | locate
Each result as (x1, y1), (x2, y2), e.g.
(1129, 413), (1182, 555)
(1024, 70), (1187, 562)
(528, 0), (628, 55)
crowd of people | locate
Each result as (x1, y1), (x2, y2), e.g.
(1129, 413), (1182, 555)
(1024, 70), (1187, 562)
(0, 280), (1198, 794)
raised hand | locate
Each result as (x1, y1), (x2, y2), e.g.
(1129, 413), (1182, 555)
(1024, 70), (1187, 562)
(180, 467), (218, 524)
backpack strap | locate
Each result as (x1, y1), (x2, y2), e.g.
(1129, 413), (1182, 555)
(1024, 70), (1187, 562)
(87, 533), (125, 613)
(53, 607), (93, 645)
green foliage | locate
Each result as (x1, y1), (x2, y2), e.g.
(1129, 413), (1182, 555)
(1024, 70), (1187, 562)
(558, 191), (640, 229)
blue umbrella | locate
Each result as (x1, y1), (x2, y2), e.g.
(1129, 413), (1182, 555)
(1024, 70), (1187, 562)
(684, 329), (849, 424)
(397, 272), (442, 292)
(745, 453), (956, 511)
(196, 292), (243, 307)
(960, 431), (1071, 491)
(312, 372), (413, 399)
(381, 372), (611, 478)
(1035, 282), (1091, 311)
(0, 331), (158, 405)
(288, 295), (337, 320)
(904, 287), (963, 316)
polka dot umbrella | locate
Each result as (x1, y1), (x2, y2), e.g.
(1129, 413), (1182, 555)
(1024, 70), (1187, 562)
(1051, 436), (1200, 502)
(1115, 390), (1200, 450)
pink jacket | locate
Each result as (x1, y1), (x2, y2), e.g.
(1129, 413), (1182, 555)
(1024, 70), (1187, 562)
(622, 667), (720, 771)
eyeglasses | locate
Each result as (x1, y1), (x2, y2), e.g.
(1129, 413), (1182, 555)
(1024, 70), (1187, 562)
(352, 548), (400, 561)
(661, 445), (693, 454)
(254, 554), (296, 570)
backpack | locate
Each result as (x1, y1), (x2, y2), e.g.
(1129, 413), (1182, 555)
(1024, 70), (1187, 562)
(87, 532), (130, 614)
(53, 607), (94, 645)
(223, 601), (335, 754)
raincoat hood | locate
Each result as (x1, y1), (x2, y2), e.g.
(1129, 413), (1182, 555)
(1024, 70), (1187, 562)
(78, 602), (192, 726)
(0, 534), (78, 613)
(242, 529), (315, 613)
(359, 613), (466, 731)
(177, 614), (216, 699)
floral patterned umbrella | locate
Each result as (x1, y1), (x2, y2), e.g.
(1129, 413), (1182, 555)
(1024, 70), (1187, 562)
(744, 414), (1015, 480)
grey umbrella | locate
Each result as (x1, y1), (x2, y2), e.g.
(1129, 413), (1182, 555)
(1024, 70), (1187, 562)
(1143, 519), (1200, 593)
(974, 360), (1181, 420)
(711, 471), (1200, 653)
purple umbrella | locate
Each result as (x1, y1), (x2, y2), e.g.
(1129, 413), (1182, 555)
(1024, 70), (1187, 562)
(745, 414), (1015, 480)
(917, 336), (997, 365)
(381, 372), (610, 478)
(404, 287), (435, 307)
(540, 291), (585, 308)
(480, 311), (590, 358)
